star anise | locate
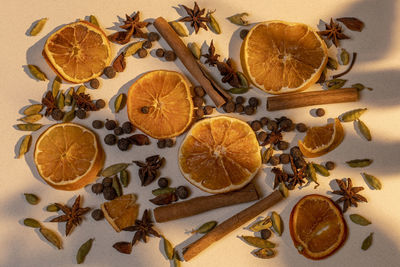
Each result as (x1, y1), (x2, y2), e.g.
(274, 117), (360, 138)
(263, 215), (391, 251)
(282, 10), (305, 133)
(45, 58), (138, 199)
(331, 178), (367, 213)
(123, 209), (160, 245)
(133, 155), (164, 186)
(261, 130), (283, 146)
(287, 155), (307, 190)
(216, 58), (240, 87)
(203, 40), (220, 66)
(42, 91), (57, 116)
(318, 18), (350, 47)
(271, 167), (289, 189)
(50, 195), (91, 236)
(108, 12), (149, 44)
(72, 92), (98, 111)
(180, 2), (209, 34)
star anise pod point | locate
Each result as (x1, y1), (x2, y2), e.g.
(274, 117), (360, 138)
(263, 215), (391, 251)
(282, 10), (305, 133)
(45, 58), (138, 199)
(180, 2), (210, 34)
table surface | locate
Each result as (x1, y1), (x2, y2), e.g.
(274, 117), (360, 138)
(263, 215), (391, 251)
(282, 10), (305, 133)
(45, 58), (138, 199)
(1, 0), (400, 266)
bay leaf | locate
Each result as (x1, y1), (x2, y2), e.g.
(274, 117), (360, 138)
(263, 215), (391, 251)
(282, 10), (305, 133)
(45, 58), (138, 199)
(89, 15), (100, 27)
(349, 214), (371, 226)
(102, 163), (130, 177)
(114, 93), (126, 113)
(188, 42), (201, 59)
(193, 221), (217, 234)
(254, 248), (276, 259)
(312, 163), (330, 176)
(227, 13), (249, 26)
(346, 159), (373, 167)
(40, 227), (62, 249)
(52, 76), (62, 98)
(19, 114), (42, 123)
(241, 236), (275, 248)
(249, 217), (272, 232)
(23, 218), (41, 228)
(337, 17), (365, 32)
(28, 65), (47, 81)
(124, 41), (144, 57)
(24, 193), (39, 205)
(29, 18), (48, 36)
(23, 104), (43, 115)
(357, 119), (372, 141)
(16, 123), (42, 131)
(169, 21), (188, 37)
(362, 173), (382, 190)
(163, 236), (174, 260)
(340, 108), (367, 122)
(152, 187), (176, 196)
(76, 238), (94, 264)
(18, 135), (32, 158)
(271, 211), (283, 236)
(361, 232), (373, 250)
(207, 12), (221, 34)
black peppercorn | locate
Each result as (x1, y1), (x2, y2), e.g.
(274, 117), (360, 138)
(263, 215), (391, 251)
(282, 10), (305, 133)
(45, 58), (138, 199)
(267, 121), (278, 131)
(248, 97), (259, 107)
(279, 153), (290, 164)
(279, 118), (293, 132)
(122, 121), (134, 134)
(296, 123), (308, 132)
(240, 29), (249, 40)
(235, 103), (244, 113)
(257, 131), (267, 143)
(141, 106), (150, 114)
(117, 138), (130, 151)
(155, 48), (165, 57)
(195, 108), (204, 118)
(102, 177), (113, 187)
(316, 108), (325, 117)
(95, 99), (106, 109)
(165, 50), (177, 61)
(269, 155), (280, 166)
(325, 161), (335, 170)
(244, 105), (255, 115)
(142, 40), (152, 49)
(157, 139), (166, 149)
(176, 186), (189, 199)
(260, 117), (269, 126)
(137, 48), (148, 58)
(103, 187), (117, 200)
(290, 146), (303, 159)
(251, 120), (262, 131)
(194, 86), (205, 97)
(260, 229), (271, 240)
(92, 120), (103, 129)
(105, 119), (117, 130)
(91, 209), (104, 221)
(104, 66), (116, 78)
(203, 105), (213, 115)
(277, 141), (289, 150)
(104, 134), (117, 145)
(295, 158), (307, 169)
(192, 96), (204, 108)
(148, 32), (160, 42)
(165, 139), (174, 147)
(235, 96), (245, 104)
(158, 177), (169, 188)
(114, 127), (124, 136)
(89, 78), (100, 89)
(91, 183), (104, 194)
(223, 101), (235, 113)
(51, 108), (64, 121)
(76, 109), (86, 119)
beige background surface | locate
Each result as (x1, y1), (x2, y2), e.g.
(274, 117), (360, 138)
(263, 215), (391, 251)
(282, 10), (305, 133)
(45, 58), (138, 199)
(1, 0), (400, 266)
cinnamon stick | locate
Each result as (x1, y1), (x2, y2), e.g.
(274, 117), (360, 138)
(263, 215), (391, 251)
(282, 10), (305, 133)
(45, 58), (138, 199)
(154, 183), (259, 223)
(154, 17), (230, 107)
(182, 190), (283, 261)
(266, 88), (358, 111)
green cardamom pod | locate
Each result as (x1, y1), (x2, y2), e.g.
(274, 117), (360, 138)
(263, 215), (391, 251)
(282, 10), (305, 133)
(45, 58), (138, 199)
(193, 221), (218, 234)
(162, 236), (174, 260)
(271, 211), (283, 236)
(57, 90), (65, 110)
(228, 87), (249, 94)
(327, 57), (338, 70)
(89, 15), (100, 27)
(278, 182), (289, 198)
(241, 236), (275, 248)
(39, 227), (62, 249)
(62, 108), (75, 123)
(357, 119), (372, 141)
(102, 163), (130, 177)
(28, 65), (47, 81)
(351, 83), (365, 91)
(16, 123), (43, 131)
(262, 146), (274, 164)
(18, 135), (32, 159)
(52, 76), (62, 98)
(307, 163), (318, 183)
(152, 187), (176, 196)
(76, 85), (86, 95)
(24, 193), (39, 205)
(76, 238), (94, 264)
(23, 104), (43, 115)
(346, 159), (373, 167)
(114, 93), (126, 113)
(23, 218), (41, 228)
(207, 11), (221, 34)
(124, 41), (145, 57)
(119, 170), (129, 187)
(29, 18), (48, 36)
(46, 203), (60, 212)
(237, 72), (249, 88)
(312, 163), (330, 176)
(340, 108), (367, 122)
(112, 176), (123, 197)
(169, 21), (188, 37)
(188, 42), (201, 59)
(340, 49), (350, 65)
(19, 114), (43, 123)
(362, 173), (382, 190)
(325, 78), (347, 90)
(227, 13), (249, 26)
(249, 217), (272, 232)
(64, 88), (74, 106)
(349, 214), (371, 226)
(361, 232), (373, 250)
(254, 248), (276, 259)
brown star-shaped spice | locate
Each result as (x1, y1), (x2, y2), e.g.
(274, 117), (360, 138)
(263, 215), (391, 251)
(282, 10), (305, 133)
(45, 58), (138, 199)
(133, 155), (165, 186)
(203, 40), (220, 66)
(318, 18), (350, 47)
(287, 155), (307, 190)
(180, 2), (209, 34)
(42, 91), (57, 116)
(122, 209), (160, 245)
(271, 167), (289, 189)
(72, 92), (98, 111)
(331, 178), (367, 213)
(108, 12), (149, 44)
(261, 130), (283, 147)
(50, 195), (91, 236)
(216, 58), (240, 87)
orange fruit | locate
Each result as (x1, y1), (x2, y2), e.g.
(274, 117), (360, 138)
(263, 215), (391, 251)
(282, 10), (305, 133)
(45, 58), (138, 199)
(179, 116), (261, 194)
(298, 118), (344, 158)
(127, 70), (194, 139)
(43, 21), (111, 83)
(241, 20), (328, 94)
(289, 194), (347, 260)
(101, 194), (139, 232)
(34, 123), (104, 191)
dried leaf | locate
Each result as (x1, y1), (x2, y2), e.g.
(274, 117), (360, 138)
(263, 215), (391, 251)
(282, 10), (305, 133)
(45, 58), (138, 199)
(23, 218), (41, 228)
(227, 13), (249, 25)
(188, 42), (201, 59)
(18, 135), (32, 158)
(337, 17), (365, 32)
(362, 233), (373, 250)
(357, 119), (372, 141)
(113, 53), (126, 72)
(350, 214), (371, 226)
(23, 104), (43, 115)
(114, 93), (126, 113)
(39, 227), (62, 249)
(249, 217), (272, 232)
(102, 163), (130, 177)
(192, 221), (218, 234)
(254, 248), (276, 259)
(24, 193), (39, 205)
(19, 114), (42, 123)
(362, 173), (382, 190)
(113, 241), (132, 254)
(52, 76), (62, 98)
(169, 21), (188, 37)
(89, 15), (100, 27)
(124, 41), (144, 57)
(241, 236), (275, 248)
(271, 211), (283, 236)
(29, 18), (48, 36)
(346, 159), (373, 167)
(207, 12), (221, 34)
(28, 65), (47, 81)
(76, 238), (94, 264)
(163, 236), (174, 260)
(340, 108), (367, 122)
(16, 123), (42, 131)
(152, 187), (176, 196)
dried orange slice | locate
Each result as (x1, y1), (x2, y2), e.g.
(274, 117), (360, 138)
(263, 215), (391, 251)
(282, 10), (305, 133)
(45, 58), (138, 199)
(127, 70), (194, 139)
(179, 116), (261, 194)
(43, 21), (111, 83)
(241, 20), (328, 94)
(34, 123), (104, 190)
(289, 194), (347, 260)
(101, 194), (139, 232)
(298, 118), (344, 158)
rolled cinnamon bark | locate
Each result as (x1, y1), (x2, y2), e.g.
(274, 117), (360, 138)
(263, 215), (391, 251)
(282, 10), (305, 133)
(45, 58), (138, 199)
(154, 183), (259, 223)
(182, 190), (283, 261)
(266, 88), (358, 111)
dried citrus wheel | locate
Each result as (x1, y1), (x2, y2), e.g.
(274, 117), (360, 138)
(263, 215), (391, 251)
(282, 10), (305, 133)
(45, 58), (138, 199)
(241, 20), (328, 94)
(34, 123), (104, 191)
(43, 21), (111, 83)
(101, 194), (139, 232)
(127, 70), (194, 139)
(298, 118), (344, 158)
(289, 194), (347, 260)
(179, 116), (261, 194)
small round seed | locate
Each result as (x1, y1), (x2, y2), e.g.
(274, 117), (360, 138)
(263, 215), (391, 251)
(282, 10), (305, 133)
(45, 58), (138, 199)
(92, 120), (103, 129)
(104, 134), (117, 145)
(176, 186), (189, 199)
(114, 127), (124, 136)
(316, 108), (325, 117)
(235, 96), (245, 104)
(158, 177), (169, 188)
(279, 119), (293, 132)
(192, 96), (204, 108)
(290, 146), (303, 159)
(203, 105), (213, 115)
(51, 109), (64, 121)
(295, 158), (307, 169)
(194, 86), (205, 97)
(257, 131), (267, 143)
(267, 121), (278, 131)
(155, 48), (165, 57)
(102, 177), (113, 188)
(76, 109), (86, 119)
(296, 123), (308, 132)
(195, 108), (204, 118)
(277, 141), (289, 150)
(248, 97), (259, 107)
(104, 66), (116, 78)
(91, 183), (103, 194)
(95, 99), (106, 109)
(235, 103), (244, 113)
(89, 78), (100, 89)
(122, 121), (134, 134)
(142, 40), (152, 49)
(105, 119), (117, 130)
(251, 120), (262, 131)
(279, 153), (290, 164)
(260, 229), (272, 240)
(223, 101), (235, 113)
(91, 209), (104, 221)
(269, 155), (280, 166)
(165, 139), (174, 147)
(103, 187), (117, 200)
(244, 105), (255, 115)
(141, 106), (150, 114)
(260, 117), (269, 126)
(137, 48), (148, 58)
(165, 50), (177, 61)
(148, 32), (160, 42)
(325, 161), (335, 170)
(117, 138), (130, 151)
(157, 139), (166, 148)
(240, 29), (249, 40)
